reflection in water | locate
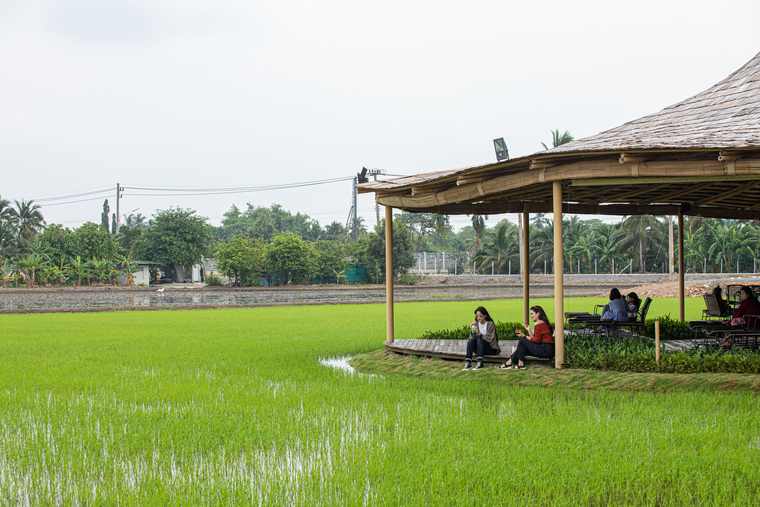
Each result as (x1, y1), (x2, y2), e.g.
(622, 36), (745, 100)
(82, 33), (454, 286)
(319, 356), (359, 375)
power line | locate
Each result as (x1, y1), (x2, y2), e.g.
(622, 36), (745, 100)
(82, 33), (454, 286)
(124, 176), (354, 195)
(41, 196), (114, 207)
(28, 187), (114, 203)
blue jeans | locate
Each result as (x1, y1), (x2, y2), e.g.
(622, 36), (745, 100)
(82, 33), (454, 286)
(466, 337), (499, 360)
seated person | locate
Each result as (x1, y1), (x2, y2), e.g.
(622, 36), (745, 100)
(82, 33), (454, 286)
(713, 286), (728, 317)
(462, 306), (500, 371)
(718, 286), (760, 346)
(602, 288), (629, 322)
(592, 288), (629, 333)
(626, 292), (642, 320)
(499, 305), (554, 370)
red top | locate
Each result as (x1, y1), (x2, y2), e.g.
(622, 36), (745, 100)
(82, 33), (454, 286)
(734, 298), (760, 327)
(531, 322), (554, 344)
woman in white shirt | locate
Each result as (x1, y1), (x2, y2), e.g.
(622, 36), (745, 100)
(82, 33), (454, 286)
(463, 306), (500, 370)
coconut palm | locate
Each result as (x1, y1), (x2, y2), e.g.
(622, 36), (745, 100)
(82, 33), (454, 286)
(593, 223), (625, 273)
(470, 221), (519, 274)
(431, 214), (451, 273)
(568, 232), (600, 273)
(541, 129), (575, 150)
(617, 215), (666, 273)
(9, 199), (45, 244)
(528, 218), (583, 273)
(466, 214), (488, 252)
(0, 197), (11, 223)
(0, 220), (16, 287)
(707, 220), (744, 273)
(741, 223), (760, 271)
(323, 221), (346, 242)
(123, 213), (148, 230)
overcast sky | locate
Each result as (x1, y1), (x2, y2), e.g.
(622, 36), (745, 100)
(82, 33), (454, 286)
(2, 0), (759, 233)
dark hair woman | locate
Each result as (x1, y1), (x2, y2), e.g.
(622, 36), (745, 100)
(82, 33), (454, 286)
(601, 288), (629, 322)
(718, 286), (760, 346)
(731, 286), (760, 326)
(462, 306), (500, 370)
(498, 305), (554, 370)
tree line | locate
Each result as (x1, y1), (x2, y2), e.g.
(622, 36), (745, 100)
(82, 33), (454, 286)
(0, 197), (416, 287)
(458, 214), (760, 275)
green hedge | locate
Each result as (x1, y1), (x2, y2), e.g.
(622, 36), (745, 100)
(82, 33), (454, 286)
(419, 318), (760, 373)
(564, 333), (760, 373)
(420, 321), (526, 341)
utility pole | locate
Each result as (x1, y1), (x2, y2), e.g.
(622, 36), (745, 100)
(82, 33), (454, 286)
(115, 183), (124, 234)
(352, 175), (359, 241)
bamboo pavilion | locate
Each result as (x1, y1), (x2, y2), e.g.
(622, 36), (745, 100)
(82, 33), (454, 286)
(357, 50), (760, 368)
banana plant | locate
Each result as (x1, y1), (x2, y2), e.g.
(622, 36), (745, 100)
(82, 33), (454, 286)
(69, 256), (90, 286)
(116, 250), (138, 286)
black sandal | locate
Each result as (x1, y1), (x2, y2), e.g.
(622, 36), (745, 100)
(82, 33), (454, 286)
(498, 362), (512, 369)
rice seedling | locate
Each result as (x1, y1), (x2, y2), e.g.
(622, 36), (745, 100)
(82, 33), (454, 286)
(0, 299), (756, 505)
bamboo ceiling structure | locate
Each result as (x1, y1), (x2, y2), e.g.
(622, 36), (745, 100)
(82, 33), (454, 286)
(357, 50), (760, 369)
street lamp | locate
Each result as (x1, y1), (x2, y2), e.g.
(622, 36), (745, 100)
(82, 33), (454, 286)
(493, 138), (509, 162)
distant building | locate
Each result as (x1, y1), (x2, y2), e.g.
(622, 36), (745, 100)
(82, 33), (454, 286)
(117, 261), (156, 286)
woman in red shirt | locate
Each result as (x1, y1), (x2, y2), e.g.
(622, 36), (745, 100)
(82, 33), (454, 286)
(499, 305), (554, 370)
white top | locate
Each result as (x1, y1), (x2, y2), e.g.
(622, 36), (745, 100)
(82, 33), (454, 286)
(478, 322), (488, 335)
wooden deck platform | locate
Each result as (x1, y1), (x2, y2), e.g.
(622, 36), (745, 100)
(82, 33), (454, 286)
(384, 337), (695, 363)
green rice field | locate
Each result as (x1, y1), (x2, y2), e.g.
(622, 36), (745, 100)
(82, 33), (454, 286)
(1, 297), (758, 506)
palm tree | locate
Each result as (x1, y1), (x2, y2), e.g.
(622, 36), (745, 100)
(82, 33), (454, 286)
(467, 215), (488, 252)
(323, 221), (346, 242)
(470, 222), (519, 274)
(431, 214), (451, 273)
(741, 223), (760, 272)
(9, 199), (45, 244)
(123, 213), (148, 230)
(707, 220), (744, 273)
(568, 232), (600, 273)
(528, 218), (582, 273)
(0, 221), (16, 287)
(541, 129), (575, 150)
(0, 197), (11, 223)
(594, 223), (625, 273)
(531, 213), (551, 229)
(618, 215), (666, 273)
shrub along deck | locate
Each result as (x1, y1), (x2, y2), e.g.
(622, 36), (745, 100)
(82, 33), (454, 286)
(385, 336), (695, 364)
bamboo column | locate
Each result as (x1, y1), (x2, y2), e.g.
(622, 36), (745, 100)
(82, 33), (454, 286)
(385, 206), (395, 343)
(553, 181), (564, 369)
(522, 203), (530, 326)
(678, 209), (685, 322)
